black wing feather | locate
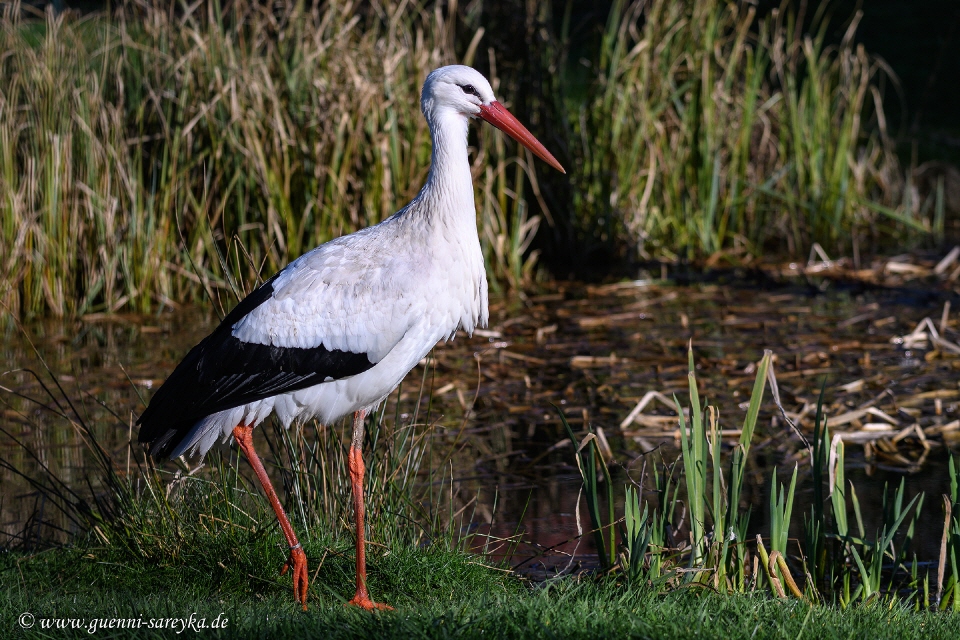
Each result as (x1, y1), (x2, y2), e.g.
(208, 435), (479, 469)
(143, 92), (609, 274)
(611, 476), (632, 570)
(137, 275), (375, 458)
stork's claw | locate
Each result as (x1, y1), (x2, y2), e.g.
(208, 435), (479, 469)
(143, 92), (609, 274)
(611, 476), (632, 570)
(281, 545), (309, 610)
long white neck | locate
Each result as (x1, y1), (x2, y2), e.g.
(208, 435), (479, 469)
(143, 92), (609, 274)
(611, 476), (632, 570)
(417, 109), (476, 222)
(411, 106), (488, 332)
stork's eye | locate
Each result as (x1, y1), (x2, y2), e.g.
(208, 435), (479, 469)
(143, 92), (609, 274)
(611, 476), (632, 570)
(459, 84), (481, 98)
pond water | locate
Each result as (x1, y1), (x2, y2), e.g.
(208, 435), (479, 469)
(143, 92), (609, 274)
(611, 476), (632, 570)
(2, 275), (958, 572)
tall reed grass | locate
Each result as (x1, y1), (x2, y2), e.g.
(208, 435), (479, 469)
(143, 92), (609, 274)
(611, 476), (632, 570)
(0, 0), (540, 317)
(1, 0), (930, 318)
(574, 0), (913, 261)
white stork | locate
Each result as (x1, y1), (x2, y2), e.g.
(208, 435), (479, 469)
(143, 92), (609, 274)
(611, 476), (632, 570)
(137, 65), (564, 611)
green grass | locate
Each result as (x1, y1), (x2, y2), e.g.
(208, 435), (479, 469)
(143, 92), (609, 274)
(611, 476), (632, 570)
(3, 543), (959, 639)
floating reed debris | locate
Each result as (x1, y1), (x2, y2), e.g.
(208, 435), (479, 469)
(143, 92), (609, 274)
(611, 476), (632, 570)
(621, 357), (952, 474)
(770, 245), (960, 287)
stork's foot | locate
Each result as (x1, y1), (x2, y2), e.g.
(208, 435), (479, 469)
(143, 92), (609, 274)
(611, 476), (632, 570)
(346, 593), (393, 611)
(280, 545), (309, 610)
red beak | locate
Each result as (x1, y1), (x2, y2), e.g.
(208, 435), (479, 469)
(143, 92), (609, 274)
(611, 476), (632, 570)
(478, 101), (565, 174)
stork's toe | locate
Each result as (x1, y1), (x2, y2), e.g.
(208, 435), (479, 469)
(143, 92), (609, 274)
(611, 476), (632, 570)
(281, 546), (309, 610)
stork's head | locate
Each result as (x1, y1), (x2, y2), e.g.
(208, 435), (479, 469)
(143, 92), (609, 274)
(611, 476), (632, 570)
(421, 65), (565, 174)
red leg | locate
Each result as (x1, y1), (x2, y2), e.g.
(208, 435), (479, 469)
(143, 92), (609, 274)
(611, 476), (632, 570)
(346, 410), (393, 611)
(233, 424), (309, 610)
